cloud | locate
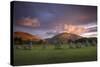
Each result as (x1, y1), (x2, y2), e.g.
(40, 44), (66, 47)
(52, 23), (88, 35)
(16, 17), (40, 28)
(83, 23), (97, 28)
(46, 31), (58, 35)
(81, 23), (97, 32)
(87, 27), (97, 32)
(81, 32), (97, 37)
(63, 24), (87, 35)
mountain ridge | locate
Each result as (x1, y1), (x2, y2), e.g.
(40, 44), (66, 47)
(13, 31), (41, 41)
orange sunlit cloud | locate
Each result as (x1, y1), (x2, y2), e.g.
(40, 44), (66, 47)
(53, 23), (87, 35)
(17, 17), (40, 28)
(63, 24), (87, 35)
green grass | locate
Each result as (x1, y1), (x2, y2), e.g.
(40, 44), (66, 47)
(13, 45), (97, 66)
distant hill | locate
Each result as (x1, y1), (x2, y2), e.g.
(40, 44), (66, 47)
(13, 31), (41, 41)
(52, 32), (82, 40)
(46, 32), (82, 44)
(14, 32), (97, 45)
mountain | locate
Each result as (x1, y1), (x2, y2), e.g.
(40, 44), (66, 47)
(13, 31), (41, 41)
(53, 32), (82, 40)
(47, 32), (82, 44)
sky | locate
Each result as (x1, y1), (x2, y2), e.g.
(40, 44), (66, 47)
(12, 1), (97, 39)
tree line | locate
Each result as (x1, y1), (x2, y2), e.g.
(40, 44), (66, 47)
(14, 36), (97, 49)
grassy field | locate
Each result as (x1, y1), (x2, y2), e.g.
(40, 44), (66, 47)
(13, 45), (97, 66)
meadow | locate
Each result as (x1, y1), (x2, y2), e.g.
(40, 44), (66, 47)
(13, 44), (97, 66)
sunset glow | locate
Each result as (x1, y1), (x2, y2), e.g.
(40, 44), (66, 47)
(13, 2), (97, 38)
(53, 24), (87, 36)
(63, 24), (86, 35)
